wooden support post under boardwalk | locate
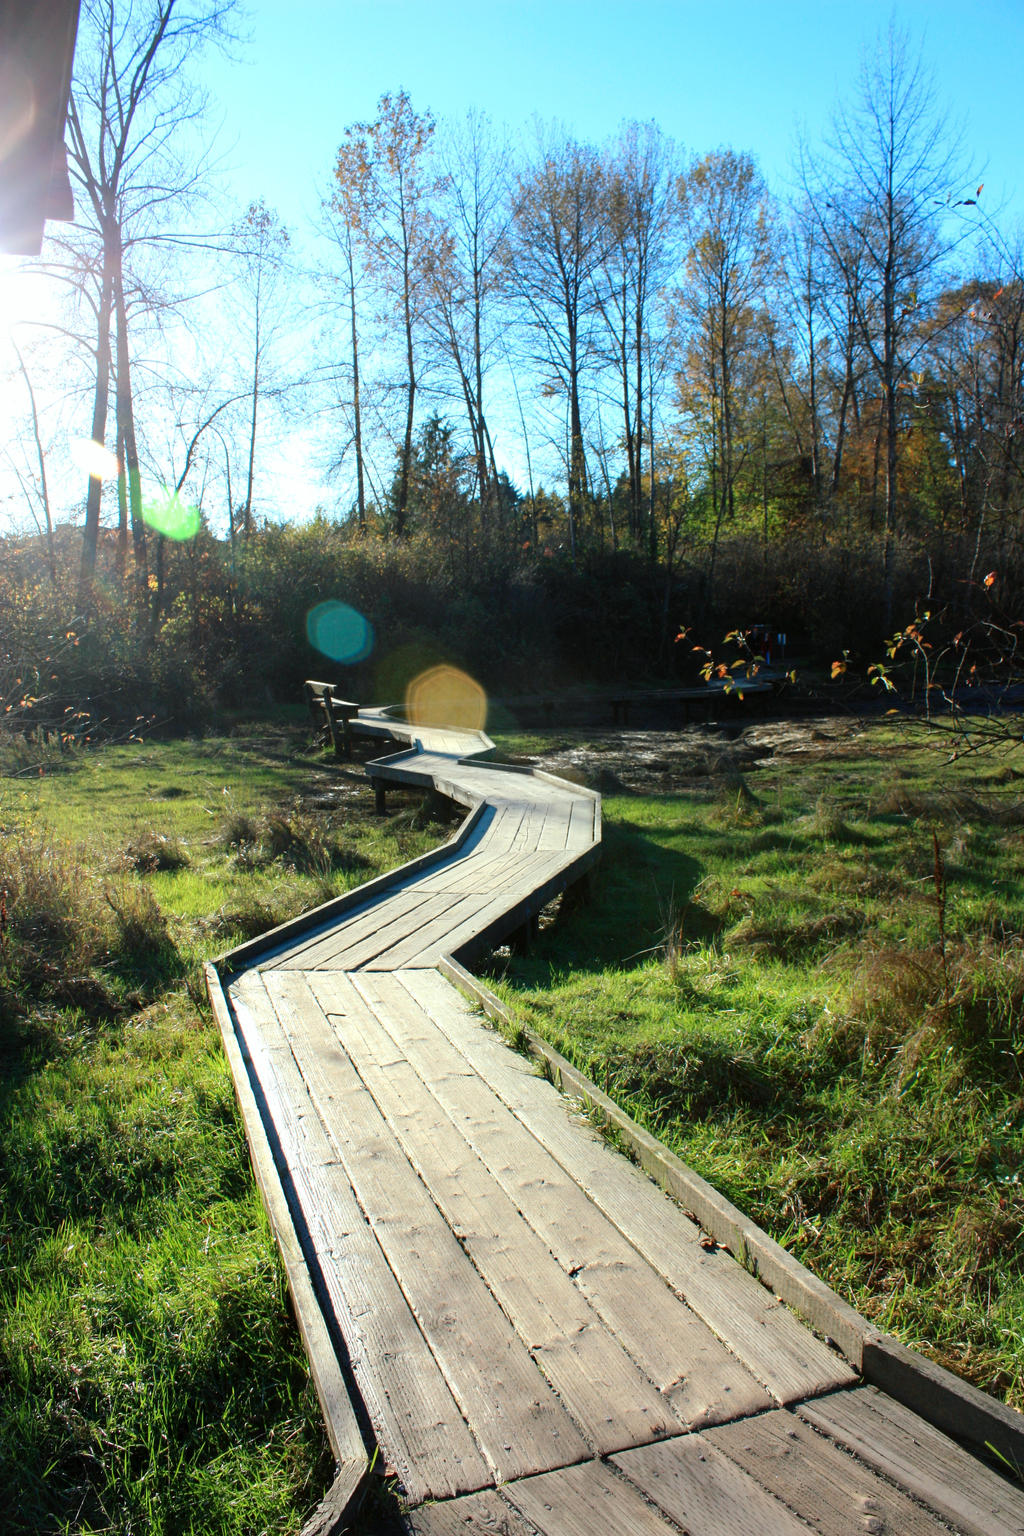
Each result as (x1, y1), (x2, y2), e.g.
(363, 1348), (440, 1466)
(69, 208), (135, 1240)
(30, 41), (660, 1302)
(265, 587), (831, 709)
(561, 869), (594, 911)
(374, 780), (387, 814)
(510, 912), (539, 955)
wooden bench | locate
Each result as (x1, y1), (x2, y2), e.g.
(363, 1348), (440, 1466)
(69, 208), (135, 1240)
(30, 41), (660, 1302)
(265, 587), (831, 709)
(303, 680), (360, 759)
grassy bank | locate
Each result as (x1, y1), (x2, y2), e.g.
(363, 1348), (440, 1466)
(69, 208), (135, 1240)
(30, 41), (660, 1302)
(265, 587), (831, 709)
(0, 718), (449, 1535)
(490, 721), (1024, 1410)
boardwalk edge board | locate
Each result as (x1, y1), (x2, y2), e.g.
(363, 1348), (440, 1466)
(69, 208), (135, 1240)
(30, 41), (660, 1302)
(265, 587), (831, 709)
(215, 799), (490, 976)
(205, 961), (371, 1529)
(208, 695), (1024, 1522)
(438, 954), (1024, 1472)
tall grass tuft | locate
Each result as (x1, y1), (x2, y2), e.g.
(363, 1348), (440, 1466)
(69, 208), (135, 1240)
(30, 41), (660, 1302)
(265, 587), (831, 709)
(119, 830), (190, 873)
(0, 829), (104, 968)
(0, 826), (185, 1044)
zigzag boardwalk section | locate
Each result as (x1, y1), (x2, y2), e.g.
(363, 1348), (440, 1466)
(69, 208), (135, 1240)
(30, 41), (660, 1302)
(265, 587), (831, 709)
(208, 705), (1024, 1535)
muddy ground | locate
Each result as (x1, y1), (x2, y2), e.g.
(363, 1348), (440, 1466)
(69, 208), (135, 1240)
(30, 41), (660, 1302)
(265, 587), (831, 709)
(298, 716), (873, 815)
(507, 716), (870, 795)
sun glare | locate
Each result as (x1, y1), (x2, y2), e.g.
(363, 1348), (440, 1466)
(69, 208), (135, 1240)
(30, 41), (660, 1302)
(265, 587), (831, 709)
(406, 665), (488, 731)
(143, 488), (201, 541)
(70, 438), (120, 481)
(306, 600), (375, 663)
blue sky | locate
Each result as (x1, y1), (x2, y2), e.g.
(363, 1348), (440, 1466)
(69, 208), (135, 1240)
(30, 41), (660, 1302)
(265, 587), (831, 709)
(206, 0), (1022, 232)
(2, 0), (1021, 532)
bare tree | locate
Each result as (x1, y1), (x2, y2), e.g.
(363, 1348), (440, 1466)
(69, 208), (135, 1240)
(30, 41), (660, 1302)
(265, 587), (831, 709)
(62, 0), (235, 599)
(226, 200), (292, 539)
(8, 338), (59, 583)
(801, 24), (963, 623)
(921, 250), (1024, 576)
(425, 111), (511, 542)
(596, 121), (678, 554)
(508, 133), (609, 558)
(333, 91), (440, 536)
(322, 187), (370, 529)
(675, 148), (774, 593)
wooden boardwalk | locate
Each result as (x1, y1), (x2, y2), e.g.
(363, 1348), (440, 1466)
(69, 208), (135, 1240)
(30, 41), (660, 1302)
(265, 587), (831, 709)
(207, 706), (1024, 1535)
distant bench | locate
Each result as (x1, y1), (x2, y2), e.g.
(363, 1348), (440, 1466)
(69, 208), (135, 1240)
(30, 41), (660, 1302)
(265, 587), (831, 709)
(303, 677), (781, 753)
(304, 680), (360, 758)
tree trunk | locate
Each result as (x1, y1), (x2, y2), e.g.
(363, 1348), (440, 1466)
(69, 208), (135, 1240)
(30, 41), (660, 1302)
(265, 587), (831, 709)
(115, 420), (128, 583)
(882, 211), (898, 631)
(394, 241), (417, 536)
(241, 299), (260, 539)
(347, 236), (366, 530)
(79, 258), (114, 603)
(114, 259), (146, 588)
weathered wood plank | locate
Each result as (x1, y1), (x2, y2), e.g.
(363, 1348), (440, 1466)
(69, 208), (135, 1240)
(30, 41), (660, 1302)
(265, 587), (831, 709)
(250, 900), (379, 969)
(362, 893), (503, 970)
(535, 804), (572, 854)
(350, 970), (772, 1429)
(273, 890), (437, 971)
(510, 805), (549, 853)
(299, 1461), (369, 1536)
(292, 892), (459, 972)
(259, 890), (420, 970)
(411, 839), (549, 899)
(262, 970), (591, 1484)
(612, 1437), (812, 1535)
(504, 1459), (686, 1536)
(862, 1331), (1024, 1475)
(395, 967), (851, 1405)
(393, 892), (542, 970)
(229, 972), (491, 1505)
(566, 798), (595, 849)
(467, 804), (528, 855)
(414, 847), (532, 897)
(417, 850), (600, 970)
(706, 1409), (958, 1536)
(308, 969), (683, 1454)
(798, 1386), (1024, 1536)
(402, 1490), (538, 1535)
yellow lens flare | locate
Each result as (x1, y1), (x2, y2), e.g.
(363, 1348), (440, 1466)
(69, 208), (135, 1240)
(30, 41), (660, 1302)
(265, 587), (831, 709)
(306, 600), (375, 663)
(143, 488), (201, 541)
(406, 665), (487, 731)
(70, 438), (120, 481)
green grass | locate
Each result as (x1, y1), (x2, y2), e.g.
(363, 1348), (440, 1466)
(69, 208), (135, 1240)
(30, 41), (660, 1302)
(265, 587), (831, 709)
(0, 719), (450, 1535)
(489, 722), (1024, 1410)
(5, 712), (1022, 1529)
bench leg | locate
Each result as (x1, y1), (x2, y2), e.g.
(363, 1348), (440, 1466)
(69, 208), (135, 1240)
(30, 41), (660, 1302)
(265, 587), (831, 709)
(374, 782), (386, 815)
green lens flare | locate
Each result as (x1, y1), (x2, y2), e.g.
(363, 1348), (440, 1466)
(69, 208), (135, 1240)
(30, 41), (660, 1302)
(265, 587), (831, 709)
(306, 601), (374, 663)
(143, 489), (201, 541)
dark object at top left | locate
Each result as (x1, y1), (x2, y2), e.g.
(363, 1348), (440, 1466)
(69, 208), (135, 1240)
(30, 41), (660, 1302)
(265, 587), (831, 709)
(0, 0), (81, 254)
